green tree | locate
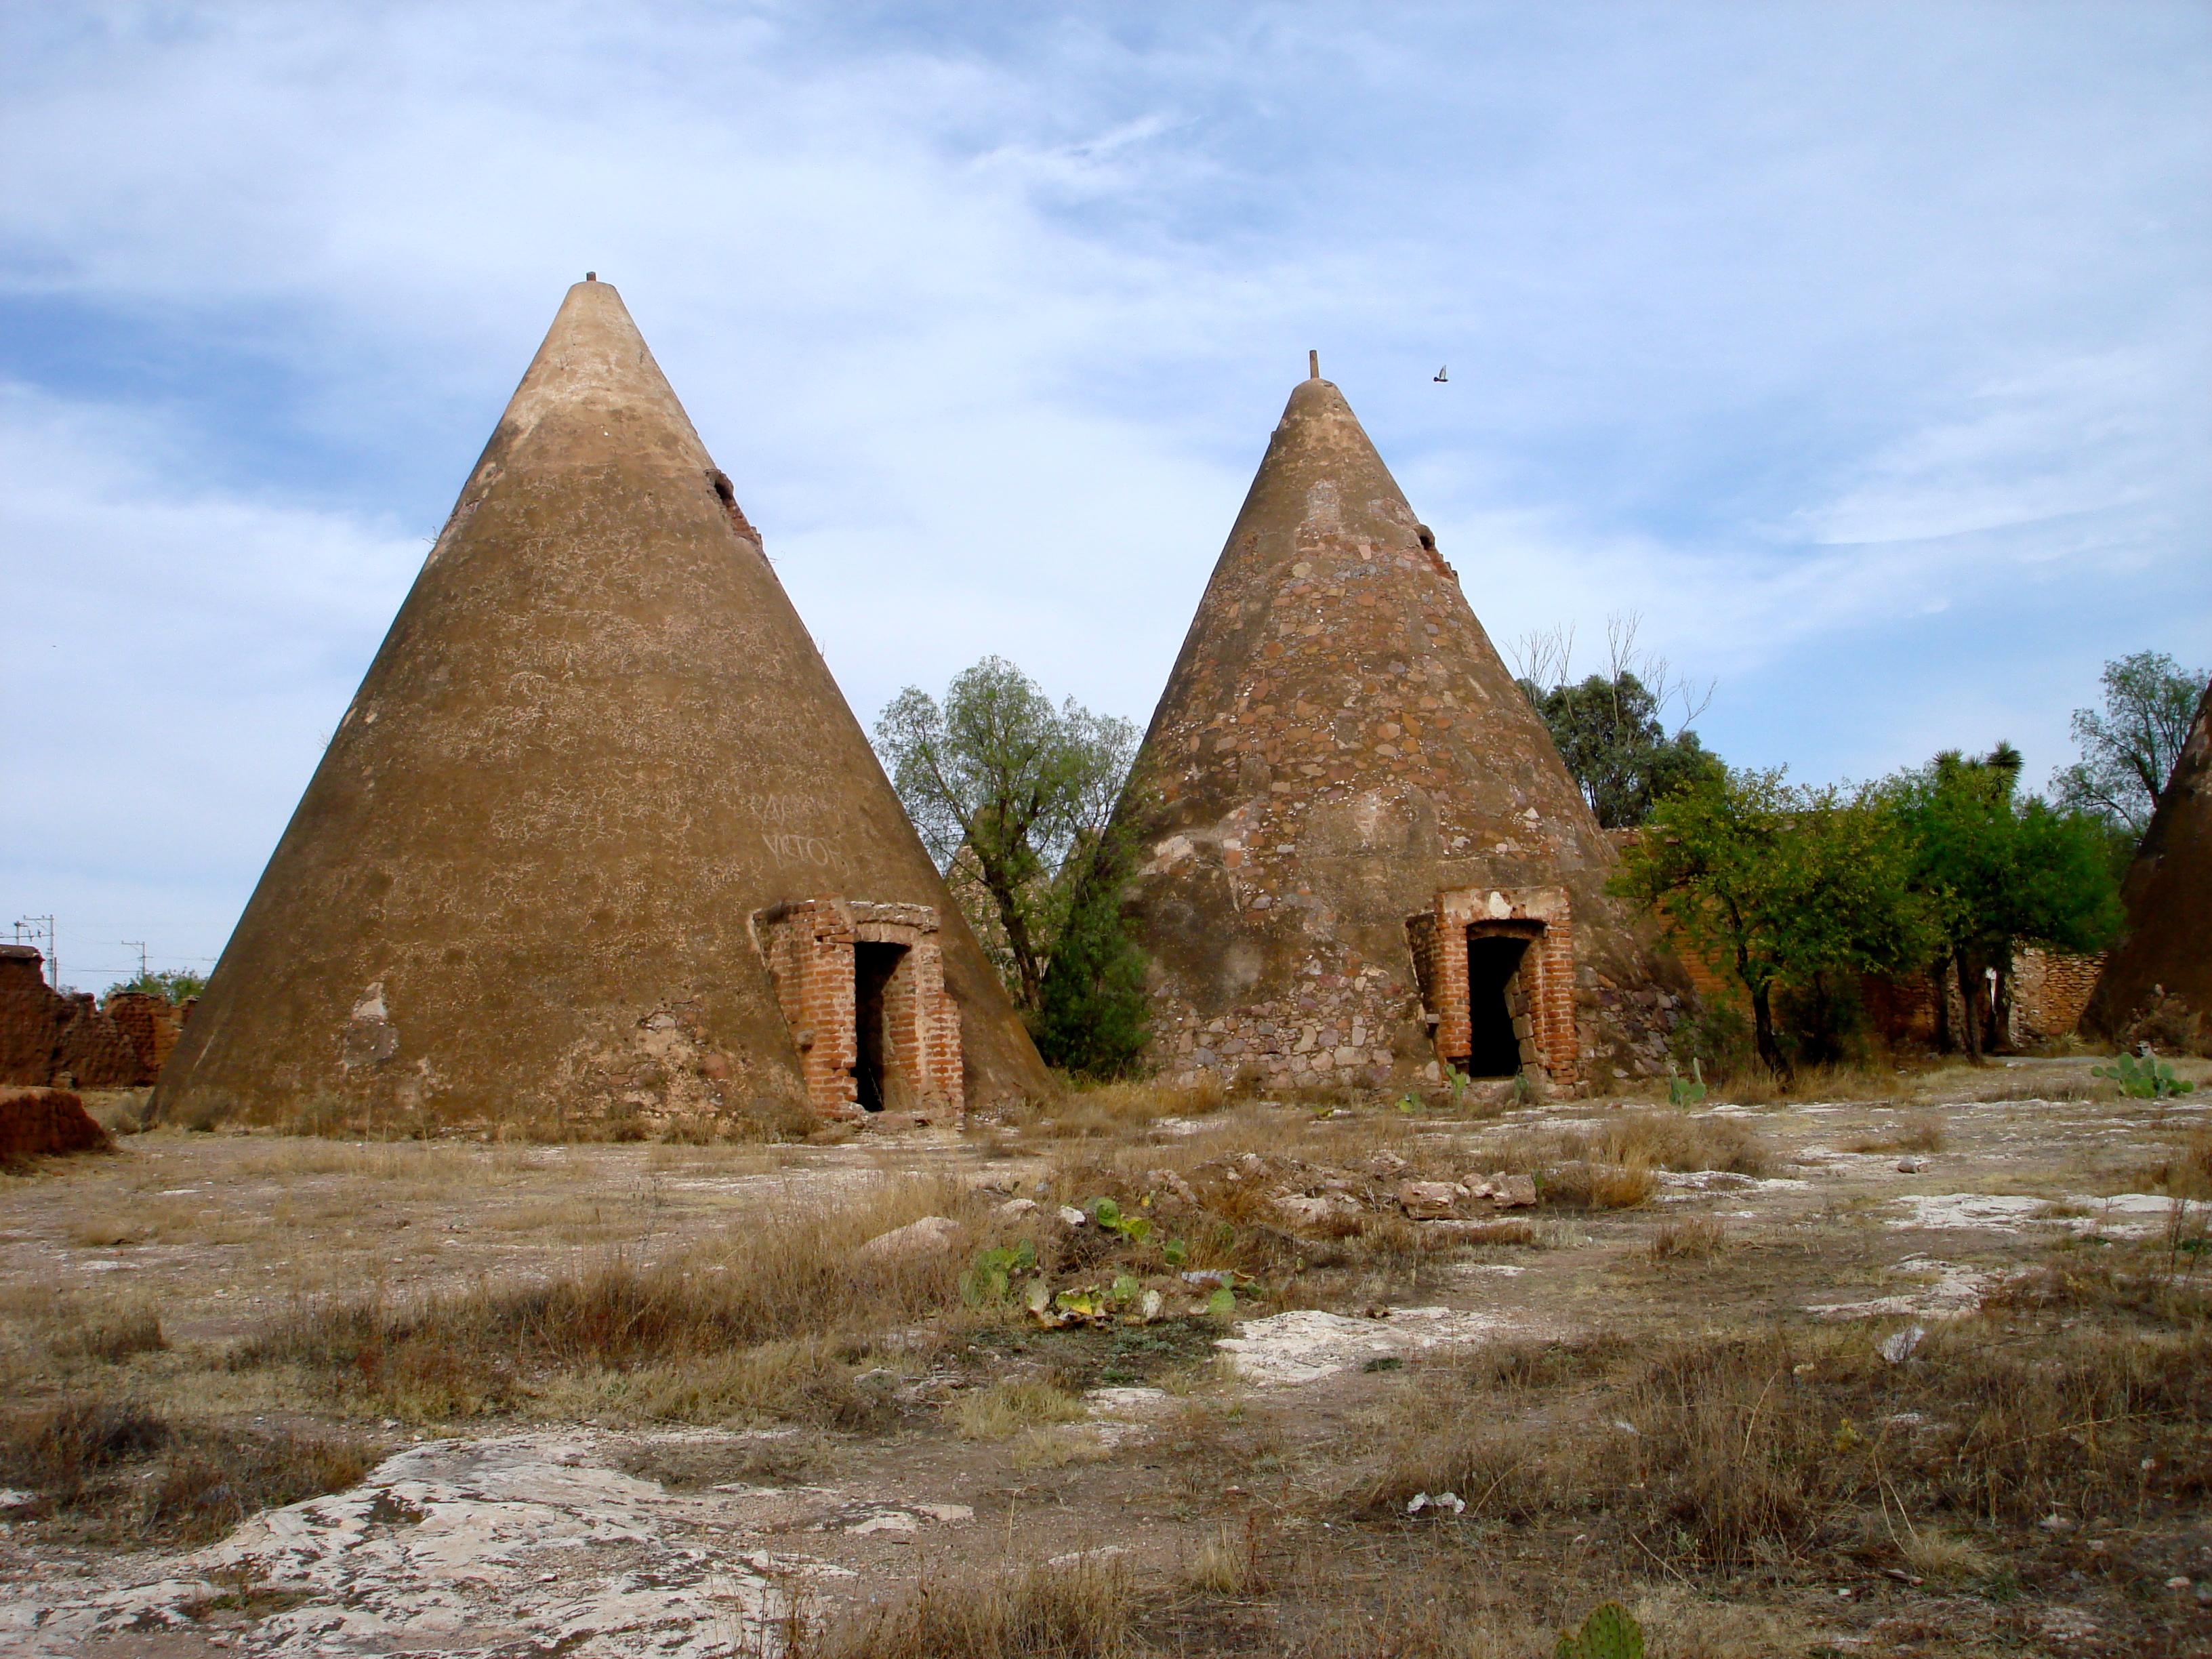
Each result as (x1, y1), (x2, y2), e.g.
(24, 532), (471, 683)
(874, 658), (1149, 1075)
(1030, 822), (1152, 1078)
(1520, 670), (1725, 828)
(1888, 745), (2123, 1059)
(105, 967), (207, 1002)
(1513, 614), (1722, 827)
(1612, 767), (1935, 1080)
(2050, 651), (2207, 839)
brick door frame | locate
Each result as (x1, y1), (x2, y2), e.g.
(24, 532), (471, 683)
(1406, 885), (1578, 1091)
(753, 898), (964, 1120)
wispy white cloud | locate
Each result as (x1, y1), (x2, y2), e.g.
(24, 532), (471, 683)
(1, 1), (2207, 977)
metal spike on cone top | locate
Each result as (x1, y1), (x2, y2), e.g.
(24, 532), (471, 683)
(1109, 369), (1689, 1099)
(2083, 678), (2212, 1044)
(154, 280), (1047, 1132)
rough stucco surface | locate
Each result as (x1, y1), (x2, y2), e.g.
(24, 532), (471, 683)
(152, 281), (1046, 1130)
(2083, 678), (2212, 1045)
(1113, 375), (1688, 1094)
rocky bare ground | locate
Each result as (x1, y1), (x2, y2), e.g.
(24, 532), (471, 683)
(3, 1057), (2209, 1656)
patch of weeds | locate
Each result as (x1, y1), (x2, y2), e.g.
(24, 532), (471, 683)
(47, 1305), (167, 1363)
(1031, 1317), (1224, 1393)
(950, 1378), (1088, 1439)
(0, 1397), (377, 1545)
(1010, 1427), (1112, 1471)
(1845, 1111), (1947, 1154)
(2128, 1128), (2212, 1202)
(1337, 1318), (2212, 1573)
(811, 1552), (1143, 1658)
(179, 1572), (314, 1622)
(237, 1176), (975, 1422)
(1647, 1216), (1727, 1263)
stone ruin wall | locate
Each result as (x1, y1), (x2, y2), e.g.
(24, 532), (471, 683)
(1130, 550), (1685, 1097)
(1149, 954), (1681, 1099)
(1651, 924), (2105, 1053)
(1153, 966), (1425, 1095)
(0, 946), (188, 1090)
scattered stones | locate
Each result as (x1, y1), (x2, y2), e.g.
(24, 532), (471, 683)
(1877, 1324), (1926, 1364)
(854, 1215), (960, 1261)
(1058, 1205), (1089, 1227)
(1396, 1179), (1464, 1219)
(819, 1501), (973, 1535)
(1487, 1173), (1538, 1208)
(1807, 1257), (1996, 1321)
(994, 1197), (1040, 1220)
(2036, 1605), (2097, 1643)
(1147, 1168), (1198, 1205)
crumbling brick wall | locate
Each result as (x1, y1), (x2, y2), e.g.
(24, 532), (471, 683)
(754, 898), (963, 1119)
(0, 947), (54, 1086)
(104, 991), (187, 1078)
(0, 947), (163, 1088)
(2009, 948), (2105, 1046)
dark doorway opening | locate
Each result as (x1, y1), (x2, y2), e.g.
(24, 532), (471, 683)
(854, 943), (907, 1111)
(1461, 934), (1531, 1078)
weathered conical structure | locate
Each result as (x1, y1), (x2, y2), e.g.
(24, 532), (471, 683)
(2081, 677), (2212, 1050)
(155, 279), (1047, 1130)
(1113, 365), (1687, 1095)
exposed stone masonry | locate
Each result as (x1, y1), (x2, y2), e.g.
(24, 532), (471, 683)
(1119, 373), (1689, 1097)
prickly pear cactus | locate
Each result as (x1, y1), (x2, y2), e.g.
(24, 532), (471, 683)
(1555, 1601), (1644, 1659)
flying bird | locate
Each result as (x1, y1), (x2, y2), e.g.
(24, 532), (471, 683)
(1433, 365), (1448, 383)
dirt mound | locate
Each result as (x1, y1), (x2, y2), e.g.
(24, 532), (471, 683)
(0, 1087), (112, 1162)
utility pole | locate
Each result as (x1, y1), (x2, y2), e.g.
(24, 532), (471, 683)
(15, 916), (56, 989)
(124, 941), (148, 985)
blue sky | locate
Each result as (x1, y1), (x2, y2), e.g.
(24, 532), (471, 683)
(4, 1), (2209, 989)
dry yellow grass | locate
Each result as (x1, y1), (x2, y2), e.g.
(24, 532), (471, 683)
(1647, 1215), (1726, 1262)
(950, 1378), (1088, 1439)
(1846, 1110), (1948, 1154)
(2129, 1127), (2212, 1201)
(1009, 1425), (1114, 1470)
(1183, 1519), (1264, 1596)
(812, 1552), (1140, 1659)
(0, 1398), (377, 1545)
(1011, 1074), (1229, 1141)
(239, 1173), (981, 1423)
(1342, 1304), (2211, 1574)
